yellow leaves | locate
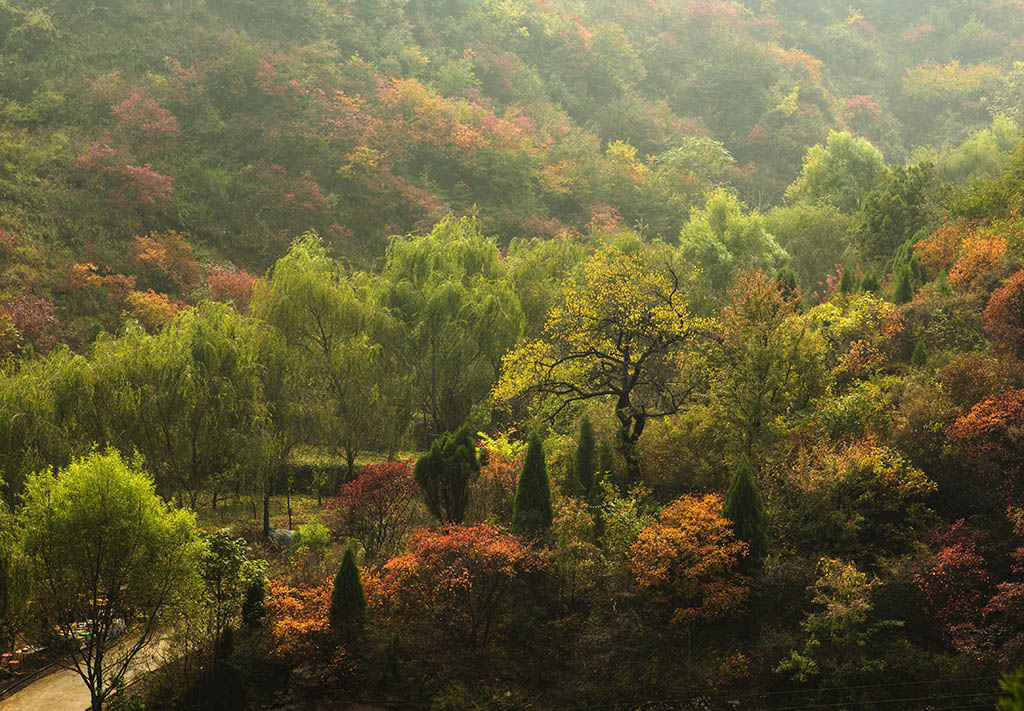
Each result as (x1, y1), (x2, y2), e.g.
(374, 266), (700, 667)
(903, 60), (1005, 103)
(547, 247), (698, 347)
(338, 144), (382, 176)
(493, 340), (553, 403)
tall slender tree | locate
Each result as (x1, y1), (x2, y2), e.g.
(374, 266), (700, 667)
(330, 544), (366, 642)
(575, 416), (597, 499)
(723, 456), (768, 562)
(513, 432), (553, 537)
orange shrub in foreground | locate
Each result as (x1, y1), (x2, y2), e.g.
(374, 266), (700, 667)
(365, 524), (545, 648)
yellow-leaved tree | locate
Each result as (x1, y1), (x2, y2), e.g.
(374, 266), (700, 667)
(494, 245), (712, 486)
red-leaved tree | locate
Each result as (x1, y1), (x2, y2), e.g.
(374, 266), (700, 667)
(913, 520), (992, 652)
(984, 270), (1024, 358)
(365, 524), (545, 648)
(330, 460), (418, 560)
(950, 389), (1024, 498)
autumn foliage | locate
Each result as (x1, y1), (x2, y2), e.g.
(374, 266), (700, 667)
(331, 460), (418, 559)
(365, 525), (545, 647)
(950, 389), (1024, 494)
(629, 494), (748, 627)
(984, 270), (1024, 357)
(914, 521), (992, 649)
(265, 578), (332, 659)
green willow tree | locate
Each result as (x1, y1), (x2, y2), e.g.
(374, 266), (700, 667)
(0, 501), (29, 656)
(255, 233), (400, 478)
(19, 450), (204, 711)
(380, 217), (524, 437)
(513, 432), (553, 537)
(90, 303), (267, 507)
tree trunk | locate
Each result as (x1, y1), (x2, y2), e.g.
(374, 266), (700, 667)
(286, 483), (292, 530)
(91, 649), (104, 711)
(346, 449), (357, 482)
(263, 491), (270, 539)
(615, 393), (645, 489)
(212, 490), (218, 510)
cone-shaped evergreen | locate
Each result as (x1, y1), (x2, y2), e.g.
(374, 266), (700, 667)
(839, 266), (859, 293)
(575, 416), (597, 498)
(861, 273), (880, 292)
(513, 432), (553, 536)
(894, 265), (914, 304)
(723, 456), (768, 562)
(330, 544), (366, 640)
(911, 338), (928, 366)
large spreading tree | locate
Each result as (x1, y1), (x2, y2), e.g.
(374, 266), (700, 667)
(496, 245), (711, 486)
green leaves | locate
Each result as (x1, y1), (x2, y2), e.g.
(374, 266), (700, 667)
(381, 217), (523, 435)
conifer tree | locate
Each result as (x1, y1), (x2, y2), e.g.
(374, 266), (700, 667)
(330, 544), (366, 641)
(575, 416), (597, 498)
(414, 425), (479, 524)
(893, 265), (914, 304)
(723, 456), (768, 562)
(839, 266), (859, 294)
(911, 339), (928, 367)
(861, 273), (880, 292)
(513, 432), (553, 536)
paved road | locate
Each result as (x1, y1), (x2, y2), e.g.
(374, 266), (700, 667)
(0, 640), (166, 711)
(0, 666), (89, 711)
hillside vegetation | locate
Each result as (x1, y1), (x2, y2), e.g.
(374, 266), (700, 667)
(4, 1), (1024, 710)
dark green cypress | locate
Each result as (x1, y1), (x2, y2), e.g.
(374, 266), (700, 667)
(723, 456), (768, 562)
(241, 578), (266, 627)
(575, 416), (597, 498)
(893, 265), (914, 304)
(861, 273), (880, 292)
(513, 432), (553, 537)
(414, 425), (478, 524)
(911, 338), (928, 366)
(839, 266), (859, 294)
(329, 544), (366, 640)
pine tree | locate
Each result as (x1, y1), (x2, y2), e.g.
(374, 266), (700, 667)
(723, 456), (768, 562)
(911, 338), (928, 366)
(330, 544), (366, 641)
(893, 265), (914, 304)
(575, 416), (597, 498)
(241, 578), (266, 627)
(860, 273), (880, 292)
(513, 432), (553, 536)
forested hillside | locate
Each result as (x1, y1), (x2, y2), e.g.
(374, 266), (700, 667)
(0, 0), (1024, 349)
(4, 1), (1024, 710)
